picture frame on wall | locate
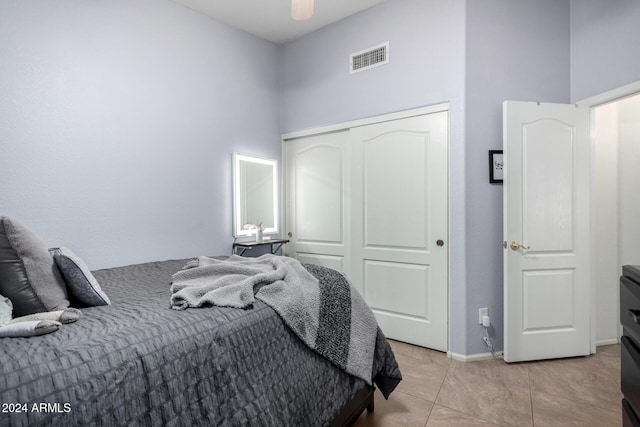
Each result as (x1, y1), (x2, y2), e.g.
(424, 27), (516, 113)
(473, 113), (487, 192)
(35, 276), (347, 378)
(489, 150), (503, 184)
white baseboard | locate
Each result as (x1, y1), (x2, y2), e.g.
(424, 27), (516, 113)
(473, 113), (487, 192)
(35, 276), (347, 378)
(447, 350), (504, 362)
(596, 338), (620, 347)
(447, 340), (619, 361)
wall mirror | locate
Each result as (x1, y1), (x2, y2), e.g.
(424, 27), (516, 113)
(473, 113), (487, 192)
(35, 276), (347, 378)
(233, 153), (278, 237)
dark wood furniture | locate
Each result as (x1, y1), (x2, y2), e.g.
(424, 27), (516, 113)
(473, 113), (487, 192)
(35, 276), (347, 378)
(621, 265), (640, 427)
(332, 386), (375, 427)
(233, 238), (290, 256)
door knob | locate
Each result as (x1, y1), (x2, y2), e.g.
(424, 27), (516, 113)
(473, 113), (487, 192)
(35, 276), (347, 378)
(288, 232), (293, 238)
(510, 241), (530, 251)
(436, 240), (444, 247)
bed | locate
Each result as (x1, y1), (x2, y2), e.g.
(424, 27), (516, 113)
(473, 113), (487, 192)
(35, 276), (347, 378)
(0, 257), (401, 426)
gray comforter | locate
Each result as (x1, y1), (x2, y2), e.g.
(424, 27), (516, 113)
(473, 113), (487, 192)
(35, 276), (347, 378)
(0, 258), (401, 427)
(170, 255), (379, 388)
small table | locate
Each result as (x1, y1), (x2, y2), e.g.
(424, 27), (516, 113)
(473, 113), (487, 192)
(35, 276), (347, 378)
(233, 239), (290, 256)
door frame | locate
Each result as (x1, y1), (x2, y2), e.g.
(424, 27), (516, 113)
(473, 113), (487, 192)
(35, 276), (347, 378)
(280, 102), (451, 351)
(577, 80), (640, 354)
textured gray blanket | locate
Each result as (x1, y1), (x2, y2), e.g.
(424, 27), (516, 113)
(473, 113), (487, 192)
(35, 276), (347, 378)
(170, 254), (378, 386)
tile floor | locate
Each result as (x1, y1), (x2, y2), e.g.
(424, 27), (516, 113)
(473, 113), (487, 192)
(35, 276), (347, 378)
(355, 340), (622, 427)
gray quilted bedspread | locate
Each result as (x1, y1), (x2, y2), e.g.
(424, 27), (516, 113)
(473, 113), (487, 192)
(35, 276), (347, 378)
(0, 258), (401, 427)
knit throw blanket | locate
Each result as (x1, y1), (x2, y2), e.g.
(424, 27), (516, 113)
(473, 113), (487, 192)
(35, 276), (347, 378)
(170, 254), (378, 386)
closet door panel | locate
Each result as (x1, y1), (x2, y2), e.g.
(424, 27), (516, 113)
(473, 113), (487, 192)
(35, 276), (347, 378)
(363, 132), (428, 250)
(351, 112), (448, 351)
(284, 131), (350, 274)
(295, 145), (343, 244)
(364, 260), (430, 319)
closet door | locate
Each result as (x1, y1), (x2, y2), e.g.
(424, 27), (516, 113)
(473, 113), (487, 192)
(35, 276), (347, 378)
(284, 131), (350, 273)
(350, 112), (448, 351)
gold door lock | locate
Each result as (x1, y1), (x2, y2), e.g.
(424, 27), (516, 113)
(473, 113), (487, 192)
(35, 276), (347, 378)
(510, 241), (530, 251)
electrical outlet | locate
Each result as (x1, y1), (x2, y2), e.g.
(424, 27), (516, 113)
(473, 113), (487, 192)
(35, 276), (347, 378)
(479, 307), (489, 324)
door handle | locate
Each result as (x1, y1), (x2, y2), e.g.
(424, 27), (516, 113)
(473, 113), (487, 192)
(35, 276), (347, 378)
(629, 309), (640, 324)
(510, 241), (530, 251)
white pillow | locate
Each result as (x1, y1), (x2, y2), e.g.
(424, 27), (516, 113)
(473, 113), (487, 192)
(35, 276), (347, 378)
(0, 320), (61, 338)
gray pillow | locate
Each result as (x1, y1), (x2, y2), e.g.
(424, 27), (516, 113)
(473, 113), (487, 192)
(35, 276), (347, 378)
(49, 247), (110, 306)
(0, 217), (69, 316)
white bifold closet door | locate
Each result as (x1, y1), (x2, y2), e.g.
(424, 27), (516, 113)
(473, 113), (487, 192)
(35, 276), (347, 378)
(284, 111), (448, 351)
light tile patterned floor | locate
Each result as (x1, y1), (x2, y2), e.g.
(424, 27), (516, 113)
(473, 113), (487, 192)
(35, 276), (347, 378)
(355, 340), (622, 427)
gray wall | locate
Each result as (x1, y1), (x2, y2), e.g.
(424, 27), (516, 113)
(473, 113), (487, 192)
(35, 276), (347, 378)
(570, 0), (640, 101)
(278, 0), (466, 134)
(279, 0), (469, 355)
(0, 0), (280, 269)
(464, 0), (570, 355)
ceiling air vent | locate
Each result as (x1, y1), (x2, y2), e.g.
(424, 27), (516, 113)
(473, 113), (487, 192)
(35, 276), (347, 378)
(350, 42), (389, 74)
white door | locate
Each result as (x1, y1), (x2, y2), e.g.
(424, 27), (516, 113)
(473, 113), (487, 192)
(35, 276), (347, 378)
(350, 112), (449, 351)
(503, 101), (590, 362)
(284, 130), (350, 273)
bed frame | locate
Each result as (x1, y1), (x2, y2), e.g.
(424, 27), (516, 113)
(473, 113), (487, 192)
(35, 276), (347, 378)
(332, 386), (375, 427)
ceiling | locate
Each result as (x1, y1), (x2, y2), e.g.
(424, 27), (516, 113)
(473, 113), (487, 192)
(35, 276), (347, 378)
(172, 0), (389, 44)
